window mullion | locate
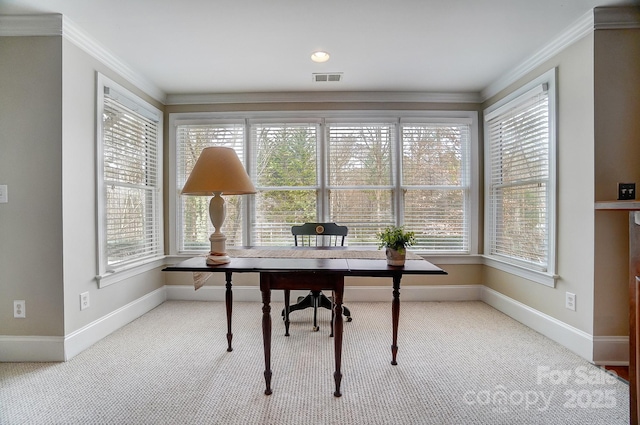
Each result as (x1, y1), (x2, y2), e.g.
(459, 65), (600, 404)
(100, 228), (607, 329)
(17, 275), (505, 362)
(244, 118), (253, 246)
(394, 119), (402, 227)
(319, 119), (327, 221)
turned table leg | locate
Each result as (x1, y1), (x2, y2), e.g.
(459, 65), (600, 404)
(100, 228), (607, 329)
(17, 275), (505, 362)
(261, 276), (273, 395)
(333, 277), (344, 397)
(225, 272), (233, 352)
(391, 274), (401, 366)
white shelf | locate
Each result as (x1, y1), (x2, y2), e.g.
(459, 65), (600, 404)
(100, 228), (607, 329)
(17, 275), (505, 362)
(595, 200), (640, 210)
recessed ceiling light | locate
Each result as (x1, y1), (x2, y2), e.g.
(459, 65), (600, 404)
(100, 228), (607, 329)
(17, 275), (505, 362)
(311, 51), (330, 63)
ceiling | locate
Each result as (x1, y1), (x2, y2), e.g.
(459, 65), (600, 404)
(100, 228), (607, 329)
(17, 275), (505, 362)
(1, 0), (636, 98)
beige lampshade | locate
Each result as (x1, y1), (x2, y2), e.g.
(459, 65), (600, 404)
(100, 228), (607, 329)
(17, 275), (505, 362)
(182, 147), (256, 195)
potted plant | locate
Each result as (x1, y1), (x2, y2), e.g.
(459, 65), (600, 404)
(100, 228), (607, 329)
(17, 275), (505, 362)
(376, 226), (416, 266)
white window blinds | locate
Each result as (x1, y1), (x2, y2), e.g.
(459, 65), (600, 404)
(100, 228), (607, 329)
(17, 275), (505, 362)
(173, 112), (475, 255)
(327, 123), (395, 246)
(401, 122), (471, 252)
(100, 84), (162, 272)
(486, 84), (550, 270)
(250, 122), (319, 245)
(176, 123), (246, 250)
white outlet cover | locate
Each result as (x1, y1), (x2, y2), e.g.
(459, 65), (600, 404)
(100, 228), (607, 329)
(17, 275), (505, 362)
(566, 292), (576, 311)
(14, 300), (25, 318)
(80, 292), (90, 310)
(0, 185), (7, 203)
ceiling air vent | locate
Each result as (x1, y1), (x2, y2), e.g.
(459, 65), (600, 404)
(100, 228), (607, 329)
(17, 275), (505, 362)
(313, 73), (343, 83)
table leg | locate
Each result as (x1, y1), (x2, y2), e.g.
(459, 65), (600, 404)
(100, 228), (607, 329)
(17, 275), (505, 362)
(333, 278), (344, 397)
(330, 293), (335, 338)
(261, 280), (273, 395)
(391, 274), (401, 365)
(284, 289), (290, 337)
(225, 271), (233, 352)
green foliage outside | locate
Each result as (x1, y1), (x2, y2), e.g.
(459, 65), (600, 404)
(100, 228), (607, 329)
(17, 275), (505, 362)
(255, 126), (317, 244)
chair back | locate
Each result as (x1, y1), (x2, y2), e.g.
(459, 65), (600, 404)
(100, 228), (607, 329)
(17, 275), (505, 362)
(292, 223), (348, 247)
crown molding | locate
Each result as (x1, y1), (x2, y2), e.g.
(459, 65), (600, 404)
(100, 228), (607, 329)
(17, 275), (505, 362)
(165, 91), (483, 106)
(594, 6), (640, 30)
(60, 16), (166, 103)
(481, 9), (595, 102)
(6, 6), (636, 108)
(0, 14), (166, 104)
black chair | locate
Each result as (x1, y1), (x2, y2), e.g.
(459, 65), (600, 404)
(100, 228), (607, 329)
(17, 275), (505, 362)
(282, 223), (353, 334)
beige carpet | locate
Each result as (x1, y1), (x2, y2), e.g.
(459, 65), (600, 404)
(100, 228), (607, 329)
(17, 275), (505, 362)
(0, 301), (630, 424)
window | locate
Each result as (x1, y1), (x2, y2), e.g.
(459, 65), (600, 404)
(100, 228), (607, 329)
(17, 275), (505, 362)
(327, 121), (396, 245)
(402, 121), (471, 252)
(484, 69), (557, 285)
(97, 74), (163, 284)
(251, 121), (319, 245)
(175, 121), (246, 251)
(172, 112), (475, 255)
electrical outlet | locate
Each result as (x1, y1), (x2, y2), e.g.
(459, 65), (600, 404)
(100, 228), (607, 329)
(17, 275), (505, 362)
(618, 183), (636, 200)
(14, 300), (25, 318)
(80, 292), (90, 310)
(0, 185), (7, 203)
(565, 292), (576, 311)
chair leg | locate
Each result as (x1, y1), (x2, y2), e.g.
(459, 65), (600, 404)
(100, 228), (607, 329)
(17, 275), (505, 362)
(318, 293), (333, 310)
(282, 292), (315, 316)
(342, 305), (353, 322)
(312, 290), (320, 332)
(318, 292), (352, 322)
(281, 290), (352, 334)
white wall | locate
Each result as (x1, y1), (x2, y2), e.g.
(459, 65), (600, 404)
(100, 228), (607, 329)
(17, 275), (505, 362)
(61, 39), (165, 336)
(482, 35), (596, 335)
(0, 32), (166, 361)
(0, 36), (65, 337)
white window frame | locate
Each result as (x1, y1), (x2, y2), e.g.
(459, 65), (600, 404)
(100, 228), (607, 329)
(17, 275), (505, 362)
(96, 73), (164, 287)
(324, 117), (399, 246)
(168, 110), (479, 261)
(174, 118), (248, 252)
(249, 118), (323, 245)
(483, 68), (558, 287)
(399, 117), (474, 254)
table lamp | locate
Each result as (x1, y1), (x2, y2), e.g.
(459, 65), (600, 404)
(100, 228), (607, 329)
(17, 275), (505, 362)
(181, 146), (256, 265)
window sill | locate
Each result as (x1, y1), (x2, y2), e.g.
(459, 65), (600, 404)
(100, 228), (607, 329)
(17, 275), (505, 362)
(96, 256), (167, 288)
(420, 254), (484, 265)
(482, 256), (558, 287)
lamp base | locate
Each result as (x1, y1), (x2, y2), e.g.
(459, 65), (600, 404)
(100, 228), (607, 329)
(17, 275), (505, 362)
(206, 252), (230, 265)
(208, 232), (230, 265)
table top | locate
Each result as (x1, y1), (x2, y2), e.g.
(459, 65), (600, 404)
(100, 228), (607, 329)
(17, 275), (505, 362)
(163, 247), (446, 276)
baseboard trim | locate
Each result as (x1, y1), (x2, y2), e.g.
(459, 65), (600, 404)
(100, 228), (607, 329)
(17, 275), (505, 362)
(64, 287), (167, 361)
(0, 335), (65, 362)
(163, 283), (628, 364)
(0, 287), (167, 362)
(593, 336), (629, 366)
(481, 286), (595, 362)
(1, 284), (629, 364)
